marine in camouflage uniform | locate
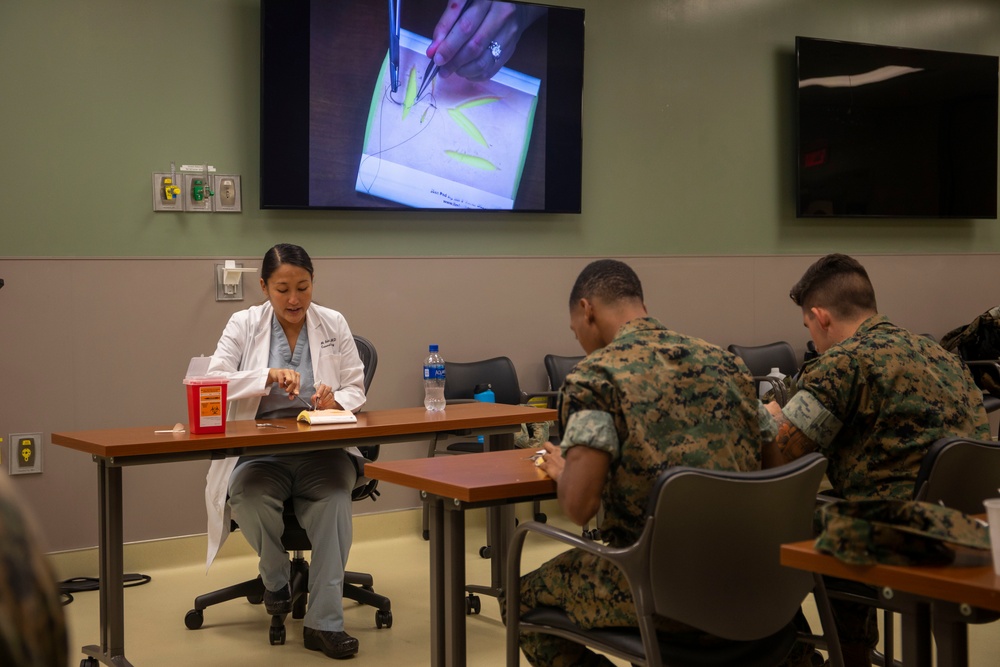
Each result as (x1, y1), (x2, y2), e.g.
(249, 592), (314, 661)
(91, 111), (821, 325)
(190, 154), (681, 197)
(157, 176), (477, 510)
(781, 314), (989, 502)
(516, 316), (764, 667)
(764, 254), (990, 666)
(0, 474), (68, 667)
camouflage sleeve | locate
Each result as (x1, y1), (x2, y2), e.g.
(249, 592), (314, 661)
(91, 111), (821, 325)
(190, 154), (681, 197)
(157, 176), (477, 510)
(758, 401), (779, 442)
(560, 409), (620, 461)
(782, 389), (843, 448)
(789, 348), (857, 447)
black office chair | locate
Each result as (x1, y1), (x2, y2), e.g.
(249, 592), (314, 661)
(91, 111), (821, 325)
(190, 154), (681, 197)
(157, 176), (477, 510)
(507, 453), (844, 667)
(826, 436), (1000, 667)
(427, 356), (525, 455)
(522, 354), (583, 414)
(184, 335), (392, 644)
(727, 341), (799, 405)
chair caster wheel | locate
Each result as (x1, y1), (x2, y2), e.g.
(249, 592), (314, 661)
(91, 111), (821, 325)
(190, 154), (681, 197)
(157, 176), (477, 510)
(269, 624), (286, 645)
(478, 545), (492, 559)
(376, 609), (393, 628)
(465, 594), (481, 615)
(184, 609), (204, 630)
(534, 512), (547, 523)
(422, 529), (430, 541)
(81, 659), (99, 667)
(247, 591), (264, 604)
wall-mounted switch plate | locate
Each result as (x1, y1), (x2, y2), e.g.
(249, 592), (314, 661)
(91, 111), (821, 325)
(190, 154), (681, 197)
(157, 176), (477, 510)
(216, 263), (245, 301)
(183, 173), (213, 212)
(152, 172), (184, 212)
(213, 174), (242, 212)
(9, 433), (43, 475)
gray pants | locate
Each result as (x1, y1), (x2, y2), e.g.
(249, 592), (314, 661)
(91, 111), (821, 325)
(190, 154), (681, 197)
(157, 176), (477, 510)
(228, 448), (357, 632)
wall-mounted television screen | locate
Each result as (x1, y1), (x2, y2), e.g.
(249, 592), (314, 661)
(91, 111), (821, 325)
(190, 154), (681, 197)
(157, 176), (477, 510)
(796, 37), (998, 219)
(261, 0), (584, 212)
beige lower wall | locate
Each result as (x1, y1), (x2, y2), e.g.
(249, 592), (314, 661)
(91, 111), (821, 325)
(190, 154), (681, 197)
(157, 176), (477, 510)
(1, 254), (997, 552)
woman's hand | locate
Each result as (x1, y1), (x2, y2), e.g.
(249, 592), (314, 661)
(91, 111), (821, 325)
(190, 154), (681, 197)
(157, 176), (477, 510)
(313, 383), (343, 410)
(427, 1), (544, 82)
(267, 368), (302, 399)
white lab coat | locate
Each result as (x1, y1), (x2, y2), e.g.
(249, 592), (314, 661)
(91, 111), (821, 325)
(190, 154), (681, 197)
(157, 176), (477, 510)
(203, 302), (366, 570)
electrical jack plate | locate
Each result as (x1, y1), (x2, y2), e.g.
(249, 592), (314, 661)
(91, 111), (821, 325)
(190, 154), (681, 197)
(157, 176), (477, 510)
(216, 263), (245, 301)
(183, 173), (213, 212)
(152, 172), (184, 212)
(9, 432), (43, 475)
(213, 174), (242, 212)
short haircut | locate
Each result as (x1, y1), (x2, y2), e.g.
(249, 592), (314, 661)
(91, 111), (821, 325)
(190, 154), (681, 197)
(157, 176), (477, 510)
(569, 259), (644, 307)
(790, 253), (877, 319)
(261, 243), (314, 283)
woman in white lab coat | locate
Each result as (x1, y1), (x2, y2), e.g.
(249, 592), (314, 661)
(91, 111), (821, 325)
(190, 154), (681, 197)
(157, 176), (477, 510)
(204, 243), (366, 660)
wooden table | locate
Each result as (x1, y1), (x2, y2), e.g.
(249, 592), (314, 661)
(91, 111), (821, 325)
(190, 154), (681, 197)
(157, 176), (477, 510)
(781, 540), (1000, 667)
(366, 448), (558, 667)
(52, 402), (555, 667)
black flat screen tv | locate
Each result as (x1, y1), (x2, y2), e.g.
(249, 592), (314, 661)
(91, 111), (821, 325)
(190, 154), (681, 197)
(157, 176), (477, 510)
(261, 0), (584, 212)
(796, 36), (998, 219)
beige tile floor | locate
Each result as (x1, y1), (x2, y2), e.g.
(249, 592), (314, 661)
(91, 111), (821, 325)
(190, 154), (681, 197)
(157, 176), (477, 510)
(56, 504), (1000, 667)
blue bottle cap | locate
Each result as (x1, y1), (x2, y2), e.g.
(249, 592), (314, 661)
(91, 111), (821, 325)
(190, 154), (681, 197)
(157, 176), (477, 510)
(429, 344), (439, 352)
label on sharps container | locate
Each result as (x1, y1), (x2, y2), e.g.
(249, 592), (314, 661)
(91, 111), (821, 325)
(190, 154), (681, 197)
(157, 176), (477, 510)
(199, 385), (224, 427)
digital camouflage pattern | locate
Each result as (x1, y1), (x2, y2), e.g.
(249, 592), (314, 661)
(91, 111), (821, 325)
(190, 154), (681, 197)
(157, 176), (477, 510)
(781, 315), (989, 501)
(816, 499), (991, 566)
(940, 305), (1000, 395)
(0, 475), (67, 667)
(559, 317), (762, 547)
(517, 317), (763, 667)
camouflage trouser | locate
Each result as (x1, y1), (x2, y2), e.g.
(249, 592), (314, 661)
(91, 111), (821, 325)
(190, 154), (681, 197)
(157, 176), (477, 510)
(507, 548), (726, 667)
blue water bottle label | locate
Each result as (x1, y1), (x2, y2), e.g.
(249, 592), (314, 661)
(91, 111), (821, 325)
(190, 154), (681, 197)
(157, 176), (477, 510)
(424, 365), (445, 380)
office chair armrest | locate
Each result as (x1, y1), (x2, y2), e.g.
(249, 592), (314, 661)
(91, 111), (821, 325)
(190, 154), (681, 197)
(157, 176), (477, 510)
(753, 375), (789, 407)
(963, 359), (1000, 372)
(506, 519), (636, 666)
(521, 390), (557, 401)
(816, 492), (839, 506)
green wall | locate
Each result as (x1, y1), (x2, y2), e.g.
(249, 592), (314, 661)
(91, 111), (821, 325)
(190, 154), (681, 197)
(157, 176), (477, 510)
(2, 0), (998, 257)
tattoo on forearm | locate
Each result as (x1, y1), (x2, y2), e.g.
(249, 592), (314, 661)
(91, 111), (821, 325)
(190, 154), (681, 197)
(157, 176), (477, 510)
(773, 413), (816, 459)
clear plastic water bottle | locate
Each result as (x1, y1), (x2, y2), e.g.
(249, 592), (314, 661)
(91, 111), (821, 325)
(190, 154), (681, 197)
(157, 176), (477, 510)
(423, 344), (446, 411)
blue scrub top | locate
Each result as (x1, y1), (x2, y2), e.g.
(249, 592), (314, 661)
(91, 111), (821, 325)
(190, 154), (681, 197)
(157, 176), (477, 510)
(256, 315), (316, 420)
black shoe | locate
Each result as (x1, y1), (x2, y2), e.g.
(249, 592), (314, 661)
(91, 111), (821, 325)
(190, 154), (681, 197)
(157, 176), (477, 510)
(263, 584), (292, 615)
(304, 627), (360, 659)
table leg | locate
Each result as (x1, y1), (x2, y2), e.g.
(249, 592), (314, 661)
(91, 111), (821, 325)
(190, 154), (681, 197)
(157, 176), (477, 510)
(82, 459), (134, 666)
(900, 603), (932, 667)
(932, 604), (969, 667)
(429, 498), (445, 667)
(484, 432), (515, 595)
(444, 504), (467, 667)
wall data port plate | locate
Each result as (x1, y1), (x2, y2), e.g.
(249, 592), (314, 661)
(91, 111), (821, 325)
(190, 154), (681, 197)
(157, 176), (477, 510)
(183, 173), (213, 212)
(213, 174), (242, 212)
(9, 432), (43, 475)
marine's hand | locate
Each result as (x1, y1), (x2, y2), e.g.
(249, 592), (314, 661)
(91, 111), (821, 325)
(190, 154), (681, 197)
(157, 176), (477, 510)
(535, 441), (564, 481)
(427, 0), (544, 82)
